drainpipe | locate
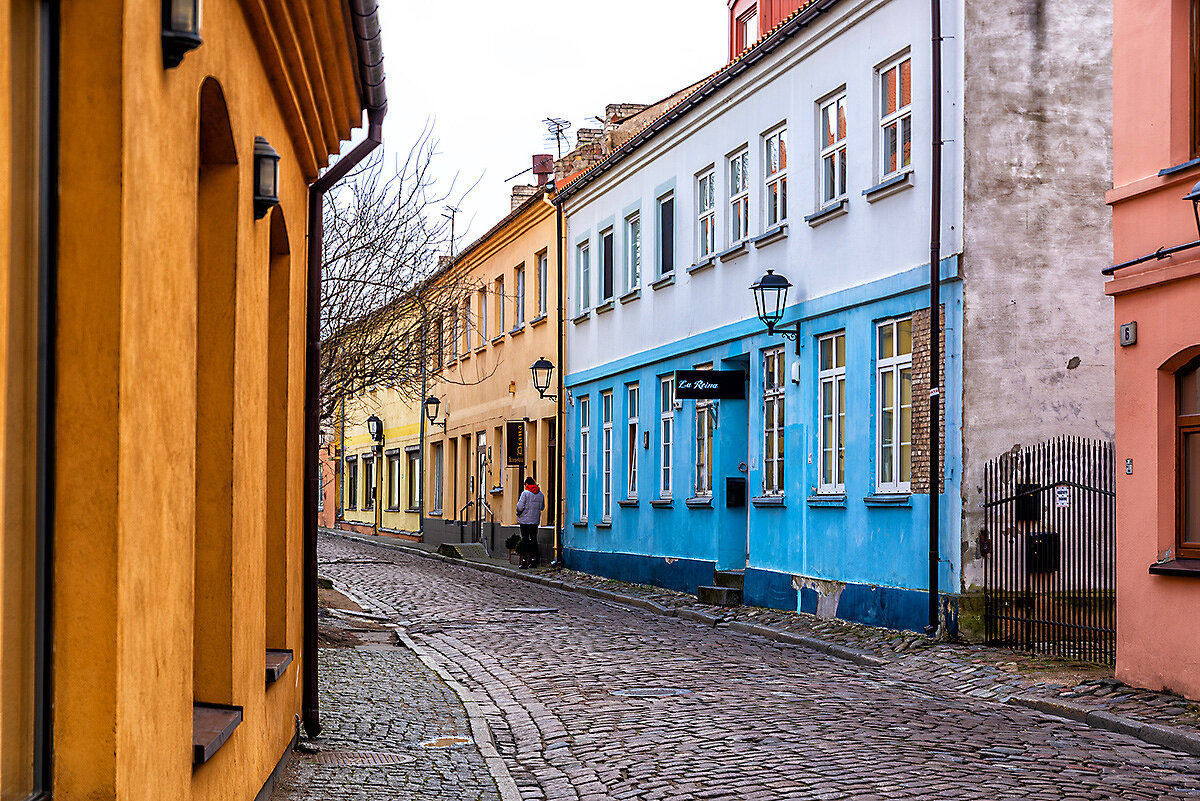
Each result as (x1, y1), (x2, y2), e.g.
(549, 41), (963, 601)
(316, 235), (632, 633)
(554, 194), (566, 565)
(418, 301), (427, 540)
(925, 0), (944, 636)
(303, 0), (386, 738)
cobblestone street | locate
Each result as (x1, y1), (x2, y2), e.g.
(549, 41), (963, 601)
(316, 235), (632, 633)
(294, 533), (1200, 800)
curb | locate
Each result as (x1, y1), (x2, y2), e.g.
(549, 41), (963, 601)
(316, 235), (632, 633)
(328, 530), (886, 670)
(1008, 695), (1200, 756)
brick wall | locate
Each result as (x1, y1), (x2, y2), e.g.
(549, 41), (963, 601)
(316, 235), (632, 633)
(911, 304), (945, 494)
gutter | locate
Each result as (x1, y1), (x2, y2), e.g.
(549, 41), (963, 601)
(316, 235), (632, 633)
(303, 0), (387, 738)
(554, 193), (566, 564)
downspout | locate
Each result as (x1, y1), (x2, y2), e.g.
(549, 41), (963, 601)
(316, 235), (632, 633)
(303, 0), (386, 737)
(418, 301), (427, 539)
(554, 193), (566, 565)
(925, 0), (944, 636)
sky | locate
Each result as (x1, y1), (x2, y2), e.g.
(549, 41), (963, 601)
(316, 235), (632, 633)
(368, 0), (728, 250)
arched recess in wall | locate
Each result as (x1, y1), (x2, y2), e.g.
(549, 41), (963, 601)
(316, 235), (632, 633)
(194, 77), (238, 705)
(265, 206), (291, 651)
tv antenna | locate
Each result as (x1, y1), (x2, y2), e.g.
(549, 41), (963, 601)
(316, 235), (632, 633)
(544, 117), (571, 159)
(442, 205), (461, 258)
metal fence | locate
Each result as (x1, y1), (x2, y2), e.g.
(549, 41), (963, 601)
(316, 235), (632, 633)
(980, 436), (1115, 664)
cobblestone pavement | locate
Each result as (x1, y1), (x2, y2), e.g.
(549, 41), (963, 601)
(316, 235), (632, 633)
(271, 615), (501, 801)
(317, 533), (1200, 800)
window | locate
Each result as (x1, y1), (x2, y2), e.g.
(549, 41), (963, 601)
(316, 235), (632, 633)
(577, 242), (591, 313)
(462, 298), (471, 351)
(432, 442), (444, 513)
(697, 169), (716, 259)
(600, 228), (615, 302)
(494, 276), (505, 335)
(877, 318), (913, 493)
(477, 288), (488, 343)
(362, 454), (375, 510)
(729, 149), (749, 243)
(694, 364), (714, 497)
(346, 456), (358, 510)
(625, 212), (641, 292)
(407, 449), (420, 510)
(1178, 359), (1200, 558)
(879, 55), (912, 178)
(818, 333), (847, 493)
(579, 396), (591, 520)
(602, 391), (613, 520)
(387, 451), (401, 510)
(660, 376), (675, 498)
(450, 312), (459, 359)
(434, 317), (444, 371)
(737, 9), (758, 52)
(820, 93), (848, 205)
(764, 128), (788, 227)
(514, 263), (526, 328)
(537, 251), (548, 317)
(318, 464), (325, 510)
(657, 192), (675, 275)
(763, 347), (786, 495)
(627, 383), (640, 499)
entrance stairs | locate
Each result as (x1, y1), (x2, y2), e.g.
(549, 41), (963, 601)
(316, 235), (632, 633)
(697, 570), (744, 607)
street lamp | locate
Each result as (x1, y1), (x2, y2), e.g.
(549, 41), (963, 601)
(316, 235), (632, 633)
(423, 396), (446, 430)
(365, 415), (384, 450)
(531, 357), (556, 400)
(253, 137), (281, 219)
(1185, 179), (1200, 238)
(750, 269), (796, 340)
(162, 0), (202, 69)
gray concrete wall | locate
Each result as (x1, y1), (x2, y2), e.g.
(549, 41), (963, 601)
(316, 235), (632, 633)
(959, 0), (1114, 597)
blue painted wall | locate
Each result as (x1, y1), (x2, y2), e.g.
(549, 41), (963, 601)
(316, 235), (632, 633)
(563, 259), (964, 632)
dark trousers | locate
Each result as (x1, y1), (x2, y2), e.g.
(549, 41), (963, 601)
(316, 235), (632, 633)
(519, 524), (540, 564)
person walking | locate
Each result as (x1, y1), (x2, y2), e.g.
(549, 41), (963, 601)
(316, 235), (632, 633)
(515, 476), (545, 568)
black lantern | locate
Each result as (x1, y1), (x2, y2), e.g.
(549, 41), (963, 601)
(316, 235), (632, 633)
(423, 396), (446, 429)
(751, 269), (795, 339)
(365, 415), (384, 444)
(162, 0), (202, 69)
(1185, 179), (1200, 238)
(253, 137), (281, 219)
(531, 357), (556, 400)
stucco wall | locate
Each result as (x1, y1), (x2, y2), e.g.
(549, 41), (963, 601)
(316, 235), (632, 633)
(959, 0), (1115, 592)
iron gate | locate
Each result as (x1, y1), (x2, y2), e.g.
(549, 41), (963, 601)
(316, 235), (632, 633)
(980, 436), (1115, 663)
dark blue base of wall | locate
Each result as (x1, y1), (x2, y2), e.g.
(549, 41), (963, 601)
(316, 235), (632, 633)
(562, 548), (715, 595)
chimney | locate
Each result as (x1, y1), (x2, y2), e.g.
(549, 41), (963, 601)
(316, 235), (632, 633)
(532, 154), (554, 186)
(511, 184), (539, 211)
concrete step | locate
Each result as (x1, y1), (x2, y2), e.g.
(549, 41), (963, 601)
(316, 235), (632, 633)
(697, 585), (743, 607)
(713, 570), (745, 590)
(436, 542), (489, 561)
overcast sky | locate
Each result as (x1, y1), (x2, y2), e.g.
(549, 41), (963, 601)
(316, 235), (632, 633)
(370, 0), (728, 249)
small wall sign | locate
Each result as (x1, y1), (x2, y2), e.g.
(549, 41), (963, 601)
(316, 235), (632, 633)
(506, 420), (525, 467)
(1055, 485), (1070, 508)
(674, 370), (746, 400)
(1119, 322), (1137, 347)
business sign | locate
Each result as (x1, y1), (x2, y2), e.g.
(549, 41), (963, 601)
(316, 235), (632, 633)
(674, 370), (746, 400)
(506, 420), (526, 467)
(1055, 485), (1070, 508)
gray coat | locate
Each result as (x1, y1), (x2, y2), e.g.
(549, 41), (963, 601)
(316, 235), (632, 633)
(515, 488), (545, 525)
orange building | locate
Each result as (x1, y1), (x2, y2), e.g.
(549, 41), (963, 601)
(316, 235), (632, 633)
(1108, 0), (1200, 699)
(0, 0), (385, 799)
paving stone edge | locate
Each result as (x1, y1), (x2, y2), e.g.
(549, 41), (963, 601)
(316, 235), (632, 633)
(1007, 695), (1200, 756)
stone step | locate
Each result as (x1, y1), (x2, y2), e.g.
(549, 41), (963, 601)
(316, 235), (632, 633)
(713, 570), (745, 590)
(436, 542), (490, 561)
(697, 585), (743, 607)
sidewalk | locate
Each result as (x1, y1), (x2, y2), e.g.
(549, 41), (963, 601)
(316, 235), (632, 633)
(323, 527), (1200, 758)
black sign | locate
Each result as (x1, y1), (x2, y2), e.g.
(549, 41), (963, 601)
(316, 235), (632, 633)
(674, 370), (745, 400)
(506, 420), (526, 467)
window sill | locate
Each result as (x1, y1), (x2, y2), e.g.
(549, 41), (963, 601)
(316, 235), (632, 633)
(490, 334), (506, 345)
(596, 521), (612, 529)
(619, 288), (641, 304)
(427, 509), (443, 517)
(617, 498), (639, 507)
(651, 273), (675, 291)
(686, 496), (713, 508)
(488, 486), (504, 495)
(1159, 157), (1200, 177)
(459, 351), (471, 361)
(805, 199), (848, 227)
(405, 506), (420, 513)
(595, 299), (614, 315)
(864, 171), (913, 202)
(574, 520), (588, 528)
(751, 495), (785, 507)
(530, 314), (549, 327)
(510, 325), (526, 337)
(1148, 558), (1200, 577)
(266, 649), (293, 684)
(385, 505), (400, 512)
(687, 257), (715, 274)
(572, 310), (591, 324)
(650, 498), (674, 508)
(193, 703), (243, 766)
(474, 345), (487, 355)
(807, 494), (847, 508)
(753, 224), (788, 248)
(718, 241), (748, 262)
(864, 493), (911, 507)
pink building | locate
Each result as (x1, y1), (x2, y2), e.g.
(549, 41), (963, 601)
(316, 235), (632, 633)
(1108, 0), (1200, 699)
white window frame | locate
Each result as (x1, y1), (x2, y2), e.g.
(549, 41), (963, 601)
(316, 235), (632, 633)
(406, 449), (420, 510)
(477, 288), (488, 344)
(764, 127), (788, 228)
(537, 251), (548, 317)
(577, 242), (590, 313)
(600, 227), (615, 302)
(462, 298), (471, 351)
(362, 454), (376, 510)
(494, 276), (505, 335)
(627, 383), (639, 499)
(739, 10), (758, 52)
(697, 169), (716, 260)
(659, 376), (674, 499)
(514, 263), (526, 328)
(729, 149), (749, 244)
(763, 346), (786, 496)
(387, 451), (401, 510)
(818, 332), (847, 494)
(601, 391), (613, 521)
(345, 455), (358, 510)
(694, 363), (714, 498)
(625, 212), (641, 293)
(877, 317), (913, 493)
(450, 312), (459, 359)
(579, 396), (590, 521)
(878, 54), (913, 180)
(657, 192), (675, 276)
(819, 92), (848, 206)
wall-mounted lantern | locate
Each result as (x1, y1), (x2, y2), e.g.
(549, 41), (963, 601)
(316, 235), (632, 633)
(1184, 179), (1200, 238)
(365, 415), (384, 452)
(253, 137), (281, 219)
(423, 396), (446, 430)
(750, 269), (796, 340)
(162, 0), (202, 69)
(531, 357), (557, 401)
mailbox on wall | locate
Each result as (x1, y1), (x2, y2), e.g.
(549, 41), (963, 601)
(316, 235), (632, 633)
(726, 476), (747, 508)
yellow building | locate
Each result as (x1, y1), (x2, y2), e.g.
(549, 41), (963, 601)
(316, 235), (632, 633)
(0, 1), (384, 799)
(423, 186), (564, 557)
